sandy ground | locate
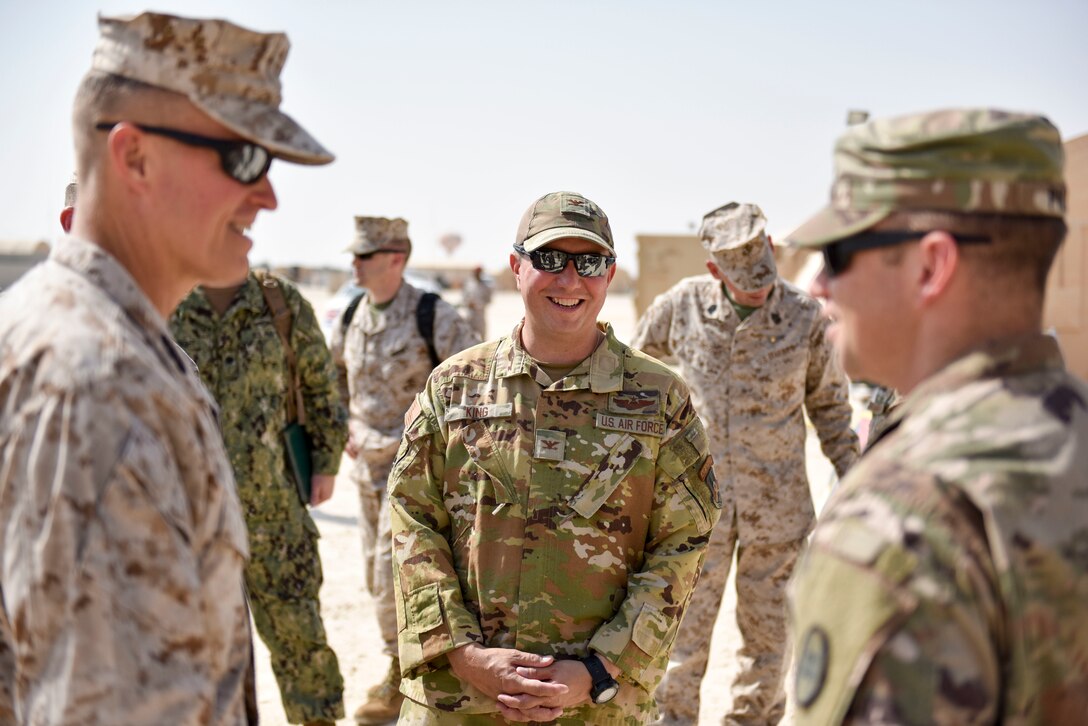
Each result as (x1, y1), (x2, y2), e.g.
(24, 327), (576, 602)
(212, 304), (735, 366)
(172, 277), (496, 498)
(253, 289), (839, 724)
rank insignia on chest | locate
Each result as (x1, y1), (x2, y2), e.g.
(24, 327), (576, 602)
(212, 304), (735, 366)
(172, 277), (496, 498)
(534, 429), (567, 461)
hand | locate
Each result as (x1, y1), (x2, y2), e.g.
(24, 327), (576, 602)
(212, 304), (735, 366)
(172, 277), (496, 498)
(495, 659), (596, 719)
(447, 644), (568, 721)
(309, 474), (336, 506)
(344, 434), (359, 460)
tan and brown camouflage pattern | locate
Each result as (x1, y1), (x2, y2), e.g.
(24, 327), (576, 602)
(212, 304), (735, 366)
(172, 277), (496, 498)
(170, 273), (347, 723)
(389, 323), (720, 722)
(633, 275), (859, 724)
(790, 334), (1088, 724)
(331, 280), (479, 654)
(93, 11), (333, 165)
(0, 238), (251, 724)
(458, 273), (492, 339)
(517, 190), (615, 254)
(700, 202), (776, 293)
(787, 108), (1067, 248)
(344, 216), (411, 256)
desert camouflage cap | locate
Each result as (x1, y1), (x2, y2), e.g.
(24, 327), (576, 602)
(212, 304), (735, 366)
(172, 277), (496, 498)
(345, 216), (411, 255)
(91, 12), (333, 166)
(515, 191), (615, 255)
(700, 202), (777, 292)
(787, 108), (1066, 248)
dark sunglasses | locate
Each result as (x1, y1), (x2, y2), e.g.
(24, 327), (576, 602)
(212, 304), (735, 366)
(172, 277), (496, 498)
(822, 230), (991, 277)
(95, 122), (273, 185)
(514, 244), (615, 278)
(353, 250), (396, 262)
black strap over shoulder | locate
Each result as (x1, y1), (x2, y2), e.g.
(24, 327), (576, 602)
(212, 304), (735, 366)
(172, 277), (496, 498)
(417, 292), (440, 369)
(254, 271), (306, 426)
(341, 291), (366, 331)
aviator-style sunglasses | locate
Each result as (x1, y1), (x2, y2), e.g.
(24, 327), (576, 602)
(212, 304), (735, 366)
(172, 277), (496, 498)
(95, 122), (273, 185)
(822, 230), (990, 277)
(514, 244), (616, 278)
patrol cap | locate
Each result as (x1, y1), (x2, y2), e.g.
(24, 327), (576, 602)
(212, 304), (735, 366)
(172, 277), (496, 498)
(700, 202), (777, 292)
(515, 191), (615, 255)
(345, 216), (411, 255)
(787, 108), (1066, 248)
(91, 11), (333, 166)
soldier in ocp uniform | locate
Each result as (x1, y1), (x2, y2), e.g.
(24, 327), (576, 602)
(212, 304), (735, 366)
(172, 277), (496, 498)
(330, 216), (480, 724)
(171, 271), (348, 726)
(0, 11), (333, 724)
(389, 191), (721, 724)
(633, 202), (859, 725)
(787, 108), (1088, 723)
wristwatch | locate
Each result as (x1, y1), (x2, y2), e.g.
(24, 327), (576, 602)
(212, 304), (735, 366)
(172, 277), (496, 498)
(581, 653), (620, 704)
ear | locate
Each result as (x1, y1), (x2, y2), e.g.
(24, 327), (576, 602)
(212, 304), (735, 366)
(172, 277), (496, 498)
(104, 123), (149, 188)
(915, 230), (959, 306)
(59, 207), (75, 233)
(705, 259), (725, 281)
(605, 261), (617, 286)
(767, 235), (777, 259)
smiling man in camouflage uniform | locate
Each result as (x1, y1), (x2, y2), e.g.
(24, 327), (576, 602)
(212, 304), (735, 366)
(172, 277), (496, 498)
(632, 202), (859, 725)
(389, 191), (721, 724)
(0, 11), (332, 724)
(171, 270), (347, 726)
(787, 108), (1088, 723)
(330, 216), (479, 724)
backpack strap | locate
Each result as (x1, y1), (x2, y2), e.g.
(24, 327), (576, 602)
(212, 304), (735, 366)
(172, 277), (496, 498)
(416, 292), (441, 369)
(255, 272), (306, 426)
(340, 291), (366, 333)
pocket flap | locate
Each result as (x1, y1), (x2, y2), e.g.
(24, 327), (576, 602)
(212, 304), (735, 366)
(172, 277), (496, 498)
(631, 603), (669, 657)
(405, 582), (444, 634)
(568, 434), (644, 519)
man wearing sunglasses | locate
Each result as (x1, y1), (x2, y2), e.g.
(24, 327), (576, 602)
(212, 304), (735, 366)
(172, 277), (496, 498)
(329, 215), (479, 725)
(632, 202), (859, 725)
(0, 12), (332, 724)
(388, 191), (720, 723)
(787, 109), (1087, 724)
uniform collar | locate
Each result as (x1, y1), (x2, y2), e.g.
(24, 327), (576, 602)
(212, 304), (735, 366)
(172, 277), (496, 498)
(494, 320), (625, 393)
(701, 276), (781, 323)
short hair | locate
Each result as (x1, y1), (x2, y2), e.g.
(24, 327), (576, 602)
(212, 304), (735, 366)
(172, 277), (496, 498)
(71, 71), (185, 175)
(884, 210), (1067, 294)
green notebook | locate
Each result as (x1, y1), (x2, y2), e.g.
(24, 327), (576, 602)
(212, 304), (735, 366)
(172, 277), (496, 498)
(282, 422), (313, 507)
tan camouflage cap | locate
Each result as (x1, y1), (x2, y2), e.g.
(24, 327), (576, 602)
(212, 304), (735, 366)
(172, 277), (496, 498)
(516, 191), (614, 255)
(91, 12), (333, 166)
(345, 216), (411, 255)
(787, 108), (1066, 248)
(700, 202), (777, 292)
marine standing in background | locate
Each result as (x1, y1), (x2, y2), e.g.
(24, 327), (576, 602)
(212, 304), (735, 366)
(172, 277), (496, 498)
(0, 11), (333, 724)
(459, 264), (493, 338)
(330, 216), (480, 725)
(632, 202), (859, 725)
(389, 191), (721, 724)
(787, 108), (1088, 723)
(172, 270), (348, 726)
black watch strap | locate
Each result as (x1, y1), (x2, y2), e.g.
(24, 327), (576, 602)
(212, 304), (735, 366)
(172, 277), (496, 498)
(582, 653), (610, 682)
(581, 653), (619, 704)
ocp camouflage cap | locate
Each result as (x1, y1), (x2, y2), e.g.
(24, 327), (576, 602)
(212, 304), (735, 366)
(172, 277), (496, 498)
(700, 202), (777, 292)
(91, 12), (333, 166)
(515, 191), (615, 255)
(345, 216), (411, 255)
(787, 108), (1066, 248)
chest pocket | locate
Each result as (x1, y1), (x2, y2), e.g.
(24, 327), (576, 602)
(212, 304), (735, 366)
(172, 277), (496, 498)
(459, 421), (518, 507)
(567, 433), (645, 519)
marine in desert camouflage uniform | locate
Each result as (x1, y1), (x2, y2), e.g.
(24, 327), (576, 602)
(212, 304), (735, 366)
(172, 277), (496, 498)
(0, 11), (333, 724)
(329, 216), (479, 724)
(632, 202), (859, 725)
(171, 271), (347, 725)
(459, 265), (493, 339)
(390, 191), (721, 725)
(787, 108), (1088, 724)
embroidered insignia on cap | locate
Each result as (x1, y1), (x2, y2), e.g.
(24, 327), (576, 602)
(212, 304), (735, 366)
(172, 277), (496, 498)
(534, 430), (567, 461)
(795, 626), (830, 708)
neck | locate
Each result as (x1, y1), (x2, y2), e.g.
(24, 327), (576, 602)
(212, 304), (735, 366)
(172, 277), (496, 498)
(520, 323), (603, 366)
(368, 276), (403, 305)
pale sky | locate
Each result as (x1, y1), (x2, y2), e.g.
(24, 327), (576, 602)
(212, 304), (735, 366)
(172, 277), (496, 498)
(2, 0), (1086, 274)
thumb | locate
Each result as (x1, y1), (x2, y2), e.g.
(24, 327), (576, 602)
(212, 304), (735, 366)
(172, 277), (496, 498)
(512, 651), (555, 667)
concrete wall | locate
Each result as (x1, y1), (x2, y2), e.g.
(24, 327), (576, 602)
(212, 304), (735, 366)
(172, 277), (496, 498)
(1044, 133), (1088, 380)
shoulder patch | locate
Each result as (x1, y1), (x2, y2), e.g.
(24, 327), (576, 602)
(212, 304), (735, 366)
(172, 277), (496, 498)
(404, 398), (422, 428)
(795, 626), (830, 708)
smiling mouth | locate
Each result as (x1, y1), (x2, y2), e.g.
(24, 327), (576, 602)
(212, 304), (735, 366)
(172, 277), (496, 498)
(229, 222), (252, 235)
(550, 297), (582, 308)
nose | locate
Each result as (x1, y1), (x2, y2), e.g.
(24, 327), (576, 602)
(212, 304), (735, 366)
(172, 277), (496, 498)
(809, 262), (830, 300)
(250, 173), (278, 211)
(553, 258), (581, 286)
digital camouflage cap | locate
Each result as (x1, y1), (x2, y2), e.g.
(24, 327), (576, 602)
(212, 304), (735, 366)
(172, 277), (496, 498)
(786, 108), (1066, 248)
(700, 202), (777, 292)
(345, 216), (411, 255)
(516, 191), (615, 255)
(91, 11), (333, 165)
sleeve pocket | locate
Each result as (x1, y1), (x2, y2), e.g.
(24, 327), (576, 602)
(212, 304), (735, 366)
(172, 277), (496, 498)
(405, 582), (444, 634)
(631, 603), (670, 658)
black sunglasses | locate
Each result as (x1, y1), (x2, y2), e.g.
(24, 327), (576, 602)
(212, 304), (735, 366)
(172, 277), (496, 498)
(353, 250), (396, 262)
(514, 244), (615, 278)
(822, 230), (991, 277)
(95, 122), (273, 185)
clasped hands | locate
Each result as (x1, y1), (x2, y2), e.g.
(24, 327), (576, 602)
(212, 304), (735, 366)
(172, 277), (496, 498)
(448, 643), (615, 722)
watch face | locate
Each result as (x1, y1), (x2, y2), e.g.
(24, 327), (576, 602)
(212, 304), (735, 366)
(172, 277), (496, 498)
(595, 683), (619, 704)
